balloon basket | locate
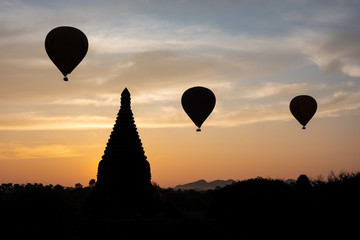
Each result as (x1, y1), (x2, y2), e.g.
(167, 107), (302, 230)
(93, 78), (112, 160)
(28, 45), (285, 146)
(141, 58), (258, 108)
(196, 128), (201, 132)
(63, 76), (68, 81)
(302, 126), (306, 130)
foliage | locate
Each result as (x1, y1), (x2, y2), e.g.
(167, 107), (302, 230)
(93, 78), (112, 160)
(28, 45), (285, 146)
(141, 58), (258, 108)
(0, 183), (91, 239)
(1, 172), (360, 238)
(88, 179), (96, 188)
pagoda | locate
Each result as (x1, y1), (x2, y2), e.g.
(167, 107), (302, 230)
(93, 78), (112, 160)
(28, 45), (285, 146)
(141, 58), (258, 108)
(91, 88), (155, 207)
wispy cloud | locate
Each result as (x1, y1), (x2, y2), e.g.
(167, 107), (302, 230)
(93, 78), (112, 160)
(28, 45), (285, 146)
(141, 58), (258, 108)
(0, 143), (78, 160)
(0, 112), (113, 130)
(210, 103), (290, 127)
(48, 94), (120, 106)
(318, 90), (360, 117)
(290, 29), (360, 78)
(0, 0), (360, 132)
(241, 82), (307, 99)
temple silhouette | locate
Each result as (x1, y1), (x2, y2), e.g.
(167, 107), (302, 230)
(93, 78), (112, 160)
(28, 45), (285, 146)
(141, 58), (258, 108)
(87, 88), (156, 211)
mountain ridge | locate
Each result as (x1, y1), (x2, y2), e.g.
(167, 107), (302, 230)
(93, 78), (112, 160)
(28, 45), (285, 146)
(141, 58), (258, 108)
(174, 179), (235, 190)
(174, 178), (298, 190)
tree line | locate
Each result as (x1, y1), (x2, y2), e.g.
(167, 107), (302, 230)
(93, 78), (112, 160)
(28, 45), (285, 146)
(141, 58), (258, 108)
(1, 172), (359, 239)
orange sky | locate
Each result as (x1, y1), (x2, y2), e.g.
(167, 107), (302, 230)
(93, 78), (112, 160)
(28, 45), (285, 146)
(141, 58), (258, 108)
(1, 111), (360, 188)
(1, 1), (360, 188)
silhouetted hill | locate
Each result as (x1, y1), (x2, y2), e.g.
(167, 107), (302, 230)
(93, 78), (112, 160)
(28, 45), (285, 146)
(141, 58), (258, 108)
(174, 179), (234, 190)
(284, 178), (296, 184)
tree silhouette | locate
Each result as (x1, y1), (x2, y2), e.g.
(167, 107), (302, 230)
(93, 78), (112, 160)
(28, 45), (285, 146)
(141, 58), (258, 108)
(88, 179), (96, 188)
(0, 190), (4, 210)
(53, 184), (64, 191)
(1, 171), (360, 238)
(296, 174), (312, 191)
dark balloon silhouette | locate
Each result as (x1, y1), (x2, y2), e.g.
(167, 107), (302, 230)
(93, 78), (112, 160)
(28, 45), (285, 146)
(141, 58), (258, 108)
(290, 95), (317, 129)
(45, 26), (88, 81)
(181, 86), (216, 132)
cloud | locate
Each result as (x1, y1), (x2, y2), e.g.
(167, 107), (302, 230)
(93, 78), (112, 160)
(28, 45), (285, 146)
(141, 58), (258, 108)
(291, 29), (360, 78)
(0, 111), (113, 130)
(95, 45), (306, 94)
(241, 82), (307, 99)
(318, 90), (360, 117)
(1, 0), (360, 132)
(0, 143), (78, 160)
(209, 103), (290, 127)
(131, 90), (180, 104)
(136, 106), (189, 128)
(48, 94), (120, 107)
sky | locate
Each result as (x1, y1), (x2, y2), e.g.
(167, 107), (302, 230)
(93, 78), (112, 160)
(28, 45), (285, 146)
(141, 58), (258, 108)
(1, 0), (360, 188)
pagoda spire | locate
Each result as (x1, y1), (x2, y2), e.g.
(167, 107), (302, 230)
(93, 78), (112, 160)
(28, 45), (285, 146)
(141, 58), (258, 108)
(121, 88), (130, 110)
(95, 88), (153, 199)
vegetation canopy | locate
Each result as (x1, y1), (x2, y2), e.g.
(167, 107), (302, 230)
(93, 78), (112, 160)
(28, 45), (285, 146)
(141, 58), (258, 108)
(1, 172), (360, 239)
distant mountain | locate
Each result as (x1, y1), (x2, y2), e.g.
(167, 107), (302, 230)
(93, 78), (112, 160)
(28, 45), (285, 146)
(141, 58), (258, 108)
(285, 179), (296, 184)
(174, 179), (235, 191)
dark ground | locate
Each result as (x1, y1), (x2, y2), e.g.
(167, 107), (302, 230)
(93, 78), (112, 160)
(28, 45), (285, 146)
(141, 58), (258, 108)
(1, 172), (359, 239)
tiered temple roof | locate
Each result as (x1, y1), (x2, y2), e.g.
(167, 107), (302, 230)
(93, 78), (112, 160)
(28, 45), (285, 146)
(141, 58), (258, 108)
(95, 88), (152, 199)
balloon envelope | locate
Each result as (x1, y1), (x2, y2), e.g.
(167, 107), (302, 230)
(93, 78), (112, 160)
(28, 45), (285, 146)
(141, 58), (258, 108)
(181, 86), (216, 131)
(290, 95), (317, 129)
(45, 26), (88, 81)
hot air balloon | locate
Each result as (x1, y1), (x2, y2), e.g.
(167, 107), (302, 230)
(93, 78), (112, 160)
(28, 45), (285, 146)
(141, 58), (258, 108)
(290, 95), (317, 129)
(45, 26), (88, 81)
(181, 86), (216, 132)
